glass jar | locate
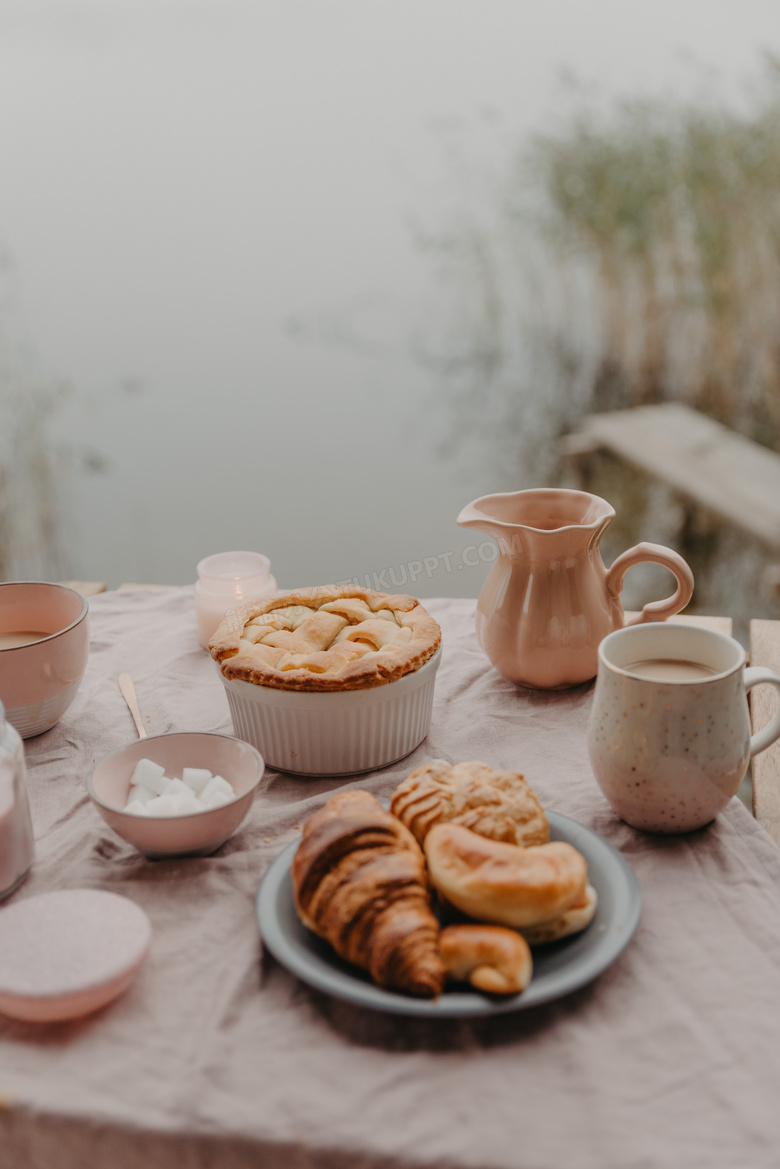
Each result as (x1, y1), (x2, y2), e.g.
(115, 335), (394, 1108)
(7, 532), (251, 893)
(194, 551), (278, 649)
(0, 699), (35, 900)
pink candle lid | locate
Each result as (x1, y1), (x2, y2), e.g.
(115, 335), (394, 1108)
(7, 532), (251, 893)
(0, 888), (152, 1022)
(196, 551), (274, 598)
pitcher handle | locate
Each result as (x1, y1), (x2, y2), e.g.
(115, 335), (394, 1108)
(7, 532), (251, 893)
(606, 542), (695, 625)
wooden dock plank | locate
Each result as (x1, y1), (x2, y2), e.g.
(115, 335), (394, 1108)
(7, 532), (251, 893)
(625, 612), (733, 636)
(749, 619), (780, 846)
(60, 580), (107, 597)
(567, 404), (780, 546)
(667, 613), (733, 636)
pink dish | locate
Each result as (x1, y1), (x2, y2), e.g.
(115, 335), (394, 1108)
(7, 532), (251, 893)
(0, 888), (151, 1023)
(88, 731), (264, 859)
(0, 582), (90, 738)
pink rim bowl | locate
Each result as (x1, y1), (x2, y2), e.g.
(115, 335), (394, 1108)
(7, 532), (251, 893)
(88, 732), (265, 859)
(0, 888), (152, 1023)
(0, 581), (90, 738)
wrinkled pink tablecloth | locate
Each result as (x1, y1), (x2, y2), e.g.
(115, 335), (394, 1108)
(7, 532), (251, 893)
(2, 587), (780, 1169)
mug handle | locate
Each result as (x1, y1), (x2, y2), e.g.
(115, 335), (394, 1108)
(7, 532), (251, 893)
(744, 667), (780, 756)
(606, 542), (695, 624)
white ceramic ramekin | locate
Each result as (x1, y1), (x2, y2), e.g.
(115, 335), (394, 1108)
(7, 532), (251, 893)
(218, 650), (441, 776)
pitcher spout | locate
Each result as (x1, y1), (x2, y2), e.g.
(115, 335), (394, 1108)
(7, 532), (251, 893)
(457, 489), (615, 558)
(456, 501), (510, 546)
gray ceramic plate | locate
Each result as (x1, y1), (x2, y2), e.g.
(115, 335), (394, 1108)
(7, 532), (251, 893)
(256, 811), (641, 1017)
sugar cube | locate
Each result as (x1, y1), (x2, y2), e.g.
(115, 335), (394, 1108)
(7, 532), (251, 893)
(120, 761), (236, 818)
(205, 790), (233, 810)
(201, 775), (234, 804)
(182, 768), (212, 795)
(128, 784), (157, 805)
(130, 758), (167, 792)
(166, 795), (199, 816)
(125, 800), (151, 817)
(145, 795), (179, 817)
(166, 777), (190, 798)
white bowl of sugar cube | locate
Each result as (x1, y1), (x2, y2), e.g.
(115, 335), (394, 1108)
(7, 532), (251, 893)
(88, 732), (264, 859)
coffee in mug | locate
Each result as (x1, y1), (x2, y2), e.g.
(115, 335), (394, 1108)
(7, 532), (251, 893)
(587, 623), (780, 833)
(621, 658), (718, 683)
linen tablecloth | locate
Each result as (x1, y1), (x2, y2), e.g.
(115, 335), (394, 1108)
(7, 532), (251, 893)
(2, 587), (780, 1169)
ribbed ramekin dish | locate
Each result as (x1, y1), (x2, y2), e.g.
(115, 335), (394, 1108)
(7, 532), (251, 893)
(218, 649), (441, 776)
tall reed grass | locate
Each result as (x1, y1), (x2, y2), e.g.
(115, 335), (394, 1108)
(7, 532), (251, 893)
(526, 60), (780, 446)
(0, 258), (136, 583)
(420, 60), (780, 478)
(0, 271), (77, 582)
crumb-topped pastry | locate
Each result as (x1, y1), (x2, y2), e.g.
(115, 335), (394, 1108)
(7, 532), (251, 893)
(390, 759), (549, 848)
(209, 586), (441, 692)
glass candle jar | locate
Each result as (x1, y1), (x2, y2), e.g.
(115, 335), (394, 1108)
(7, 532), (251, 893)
(194, 551), (278, 649)
(0, 699), (35, 900)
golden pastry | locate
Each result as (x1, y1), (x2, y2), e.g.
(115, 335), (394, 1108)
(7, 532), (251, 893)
(519, 884), (598, 945)
(209, 586), (441, 692)
(424, 822), (588, 929)
(390, 759), (548, 848)
(439, 924), (533, 994)
(292, 789), (444, 998)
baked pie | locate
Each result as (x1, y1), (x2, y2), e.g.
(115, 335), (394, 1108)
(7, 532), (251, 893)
(209, 585), (441, 692)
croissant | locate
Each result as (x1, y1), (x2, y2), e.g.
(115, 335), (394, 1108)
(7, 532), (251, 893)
(440, 925), (533, 995)
(390, 759), (549, 848)
(292, 789), (445, 997)
(424, 823), (588, 928)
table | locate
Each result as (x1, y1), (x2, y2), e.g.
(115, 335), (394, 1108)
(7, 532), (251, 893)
(2, 587), (780, 1169)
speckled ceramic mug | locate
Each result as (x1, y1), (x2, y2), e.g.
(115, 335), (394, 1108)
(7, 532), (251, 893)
(587, 623), (780, 833)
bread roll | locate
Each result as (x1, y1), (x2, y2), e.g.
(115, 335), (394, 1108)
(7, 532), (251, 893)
(292, 789), (444, 997)
(424, 823), (588, 928)
(439, 924), (533, 994)
(519, 884), (598, 945)
(390, 759), (548, 848)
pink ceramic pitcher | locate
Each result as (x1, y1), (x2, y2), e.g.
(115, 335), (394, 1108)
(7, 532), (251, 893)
(457, 488), (694, 690)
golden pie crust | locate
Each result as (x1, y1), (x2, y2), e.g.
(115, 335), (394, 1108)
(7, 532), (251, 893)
(209, 586), (442, 692)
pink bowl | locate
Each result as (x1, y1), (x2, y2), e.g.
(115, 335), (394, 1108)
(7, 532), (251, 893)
(0, 581), (89, 738)
(88, 731), (264, 859)
(0, 889), (151, 1023)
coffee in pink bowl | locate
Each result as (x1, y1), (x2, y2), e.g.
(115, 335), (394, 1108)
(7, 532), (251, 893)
(0, 582), (89, 738)
(588, 622), (780, 833)
(457, 488), (694, 689)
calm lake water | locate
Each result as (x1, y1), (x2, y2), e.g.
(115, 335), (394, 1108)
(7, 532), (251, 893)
(1, 0), (779, 594)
